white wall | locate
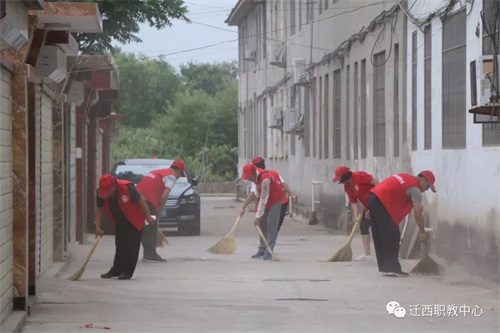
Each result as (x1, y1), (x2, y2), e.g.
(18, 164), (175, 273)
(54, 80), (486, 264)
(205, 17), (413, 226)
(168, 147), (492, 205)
(407, 0), (500, 281)
(237, 0), (408, 227)
(0, 67), (13, 323)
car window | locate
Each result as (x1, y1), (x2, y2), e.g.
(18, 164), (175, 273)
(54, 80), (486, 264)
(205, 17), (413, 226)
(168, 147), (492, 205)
(114, 164), (189, 184)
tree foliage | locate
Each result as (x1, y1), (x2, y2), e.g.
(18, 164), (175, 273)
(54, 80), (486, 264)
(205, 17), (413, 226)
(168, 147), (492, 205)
(113, 52), (181, 127)
(55, 0), (189, 54)
(180, 61), (238, 96)
(112, 57), (238, 181)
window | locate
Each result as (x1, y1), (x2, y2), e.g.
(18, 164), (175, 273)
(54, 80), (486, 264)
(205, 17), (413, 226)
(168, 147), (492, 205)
(394, 44), (400, 157)
(263, 98), (267, 156)
(354, 62), (359, 159)
(424, 28), (432, 150)
(324, 74), (329, 158)
(346, 65), (351, 160)
(412, 31), (418, 151)
(312, 77), (317, 157)
(361, 59), (367, 158)
(482, 0), (500, 145)
(319, 76), (323, 159)
(324, 0), (329, 11)
(333, 69), (342, 158)
(373, 51), (386, 157)
(304, 86), (311, 157)
(442, 10), (466, 148)
(299, 0), (302, 31)
(290, 0), (296, 36)
(263, 3), (267, 59)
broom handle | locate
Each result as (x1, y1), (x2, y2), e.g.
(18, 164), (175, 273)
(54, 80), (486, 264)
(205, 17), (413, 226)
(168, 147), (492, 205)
(345, 214), (363, 244)
(255, 225), (274, 255)
(83, 235), (102, 266)
(227, 215), (242, 235)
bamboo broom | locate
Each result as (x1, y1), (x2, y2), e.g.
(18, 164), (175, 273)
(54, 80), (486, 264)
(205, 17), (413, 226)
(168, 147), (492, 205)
(410, 241), (443, 275)
(66, 235), (102, 281)
(255, 225), (287, 261)
(206, 215), (242, 254)
(320, 214), (363, 262)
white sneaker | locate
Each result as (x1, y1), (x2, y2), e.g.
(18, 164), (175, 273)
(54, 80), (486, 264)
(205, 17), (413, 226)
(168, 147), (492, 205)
(355, 254), (372, 261)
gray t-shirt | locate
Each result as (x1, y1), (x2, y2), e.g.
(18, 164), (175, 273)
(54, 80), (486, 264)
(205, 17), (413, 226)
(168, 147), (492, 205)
(406, 186), (422, 203)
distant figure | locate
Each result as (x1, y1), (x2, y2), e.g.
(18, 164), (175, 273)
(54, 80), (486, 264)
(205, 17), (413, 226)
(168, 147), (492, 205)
(95, 174), (156, 280)
(136, 160), (185, 262)
(332, 166), (379, 261)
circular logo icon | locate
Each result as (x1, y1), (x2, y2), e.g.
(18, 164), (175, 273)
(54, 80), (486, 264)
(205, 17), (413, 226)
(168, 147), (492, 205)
(354, 185), (359, 191)
(121, 195), (129, 203)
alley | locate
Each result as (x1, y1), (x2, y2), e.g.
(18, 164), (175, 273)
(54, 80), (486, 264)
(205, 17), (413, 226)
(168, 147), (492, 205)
(21, 198), (499, 333)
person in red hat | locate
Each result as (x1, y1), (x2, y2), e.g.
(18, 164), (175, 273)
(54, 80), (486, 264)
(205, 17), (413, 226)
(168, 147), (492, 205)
(241, 163), (283, 260)
(239, 156), (297, 233)
(332, 166), (379, 261)
(368, 170), (437, 277)
(95, 174), (157, 280)
(135, 159), (186, 262)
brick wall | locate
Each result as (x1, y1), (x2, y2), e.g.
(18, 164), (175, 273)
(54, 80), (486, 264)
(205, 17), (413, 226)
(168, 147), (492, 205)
(39, 93), (53, 274)
(0, 67), (13, 323)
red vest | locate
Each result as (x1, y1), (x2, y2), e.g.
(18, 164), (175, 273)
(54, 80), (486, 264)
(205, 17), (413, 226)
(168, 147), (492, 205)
(344, 171), (374, 210)
(370, 173), (420, 225)
(136, 168), (174, 210)
(256, 169), (283, 209)
(104, 180), (146, 231)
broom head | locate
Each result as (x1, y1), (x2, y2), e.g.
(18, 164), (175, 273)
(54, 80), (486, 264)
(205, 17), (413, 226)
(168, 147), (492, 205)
(206, 233), (236, 254)
(323, 243), (353, 262)
(66, 235), (102, 281)
(308, 213), (319, 225)
(156, 230), (168, 247)
(410, 245), (443, 275)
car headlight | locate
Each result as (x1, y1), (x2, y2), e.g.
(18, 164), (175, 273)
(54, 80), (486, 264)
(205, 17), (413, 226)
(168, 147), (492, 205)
(179, 195), (198, 204)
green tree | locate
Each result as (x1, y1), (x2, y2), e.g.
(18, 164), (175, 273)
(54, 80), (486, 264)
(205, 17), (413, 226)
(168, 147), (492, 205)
(180, 61), (238, 96)
(55, 0), (189, 54)
(114, 52), (181, 128)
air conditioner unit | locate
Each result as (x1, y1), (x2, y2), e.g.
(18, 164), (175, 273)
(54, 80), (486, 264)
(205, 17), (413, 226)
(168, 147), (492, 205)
(283, 108), (303, 134)
(269, 41), (285, 68)
(244, 45), (256, 61)
(0, 1), (29, 51)
(66, 81), (85, 106)
(36, 45), (68, 83)
(292, 58), (311, 87)
(471, 55), (500, 107)
(269, 107), (283, 129)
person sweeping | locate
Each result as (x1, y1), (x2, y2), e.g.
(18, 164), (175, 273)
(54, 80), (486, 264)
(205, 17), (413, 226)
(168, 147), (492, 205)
(240, 156), (297, 233)
(368, 171), (437, 277)
(95, 174), (156, 280)
(332, 166), (379, 261)
(136, 159), (186, 263)
(240, 163), (283, 260)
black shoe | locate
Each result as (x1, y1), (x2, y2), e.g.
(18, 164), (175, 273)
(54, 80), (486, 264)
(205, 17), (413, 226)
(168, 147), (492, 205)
(251, 250), (265, 259)
(383, 271), (409, 277)
(100, 271), (119, 279)
(118, 273), (131, 280)
(142, 254), (167, 263)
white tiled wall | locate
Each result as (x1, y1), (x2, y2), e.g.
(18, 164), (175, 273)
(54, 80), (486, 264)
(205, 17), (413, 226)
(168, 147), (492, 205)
(0, 67), (13, 323)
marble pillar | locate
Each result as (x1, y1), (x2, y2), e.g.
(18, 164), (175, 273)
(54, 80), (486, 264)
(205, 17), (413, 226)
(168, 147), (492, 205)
(52, 103), (64, 261)
(11, 66), (29, 309)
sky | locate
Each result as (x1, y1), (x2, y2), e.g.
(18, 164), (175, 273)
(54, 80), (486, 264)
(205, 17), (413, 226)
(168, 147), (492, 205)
(118, 0), (239, 70)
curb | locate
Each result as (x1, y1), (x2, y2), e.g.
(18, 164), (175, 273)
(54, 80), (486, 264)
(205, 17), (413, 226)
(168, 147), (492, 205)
(0, 311), (26, 333)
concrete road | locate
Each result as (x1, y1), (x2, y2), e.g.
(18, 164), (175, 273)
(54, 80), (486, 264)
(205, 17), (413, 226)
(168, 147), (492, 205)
(22, 197), (499, 333)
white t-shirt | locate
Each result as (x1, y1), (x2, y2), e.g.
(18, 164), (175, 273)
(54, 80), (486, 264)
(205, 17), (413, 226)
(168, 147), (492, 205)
(251, 173), (285, 196)
(163, 175), (177, 190)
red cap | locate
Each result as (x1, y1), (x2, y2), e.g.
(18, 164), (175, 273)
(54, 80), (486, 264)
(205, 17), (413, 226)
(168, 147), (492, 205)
(420, 170), (436, 192)
(241, 163), (256, 179)
(251, 156), (264, 165)
(333, 166), (350, 182)
(171, 159), (185, 172)
(98, 174), (116, 197)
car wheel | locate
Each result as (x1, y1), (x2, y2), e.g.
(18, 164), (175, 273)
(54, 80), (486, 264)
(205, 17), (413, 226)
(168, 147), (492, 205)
(190, 222), (201, 236)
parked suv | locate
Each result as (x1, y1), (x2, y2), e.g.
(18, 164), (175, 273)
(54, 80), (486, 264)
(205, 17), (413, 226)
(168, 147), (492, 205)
(103, 158), (201, 236)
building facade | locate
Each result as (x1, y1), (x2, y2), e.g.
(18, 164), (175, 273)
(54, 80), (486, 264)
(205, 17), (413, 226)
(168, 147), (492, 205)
(228, 0), (499, 283)
(0, 1), (122, 325)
